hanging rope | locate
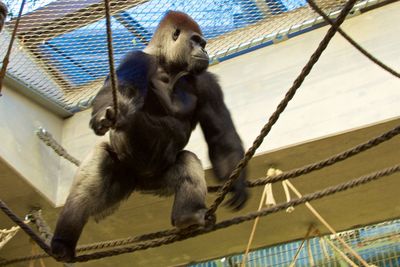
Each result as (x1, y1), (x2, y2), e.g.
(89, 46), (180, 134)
(0, 0), (398, 264)
(104, 0), (119, 120)
(29, 211), (74, 267)
(1, 163), (398, 265)
(0, 202), (53, 259)
(0, 0), (26, 95)
(30, 210), (53, 244)
(306, 0), (400, 78)
(36, 127), (81, 166)
(207, 0), (358, 217)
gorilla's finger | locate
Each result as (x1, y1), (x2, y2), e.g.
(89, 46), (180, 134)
(225, 193), (242, 209)
(225, 189), (248, 211)
(232, 193), (247, 211)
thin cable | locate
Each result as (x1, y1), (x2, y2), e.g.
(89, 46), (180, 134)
(306, 0), (400, 78)
(104, 0), (119, 120)
(0, 0), (26, 95)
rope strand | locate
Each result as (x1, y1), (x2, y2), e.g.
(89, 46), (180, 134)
(0, 0), (397, 265)
(306, 0), (400, 78)
(0, 0), (26, 95)
(104, 0), (119, 119)
(206, 0), (358, 216)
(2, 163), (398, 265)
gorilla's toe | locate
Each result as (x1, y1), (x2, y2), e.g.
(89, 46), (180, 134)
(173, 208), (207, 229)
(51, 238), (75, 262)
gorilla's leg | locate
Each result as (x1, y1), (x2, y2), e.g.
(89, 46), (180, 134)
(51, 140), (134, 261)
(164, 151), (208, 229)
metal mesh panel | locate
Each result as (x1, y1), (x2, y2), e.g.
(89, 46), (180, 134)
(0, 0), (377, 111)
(190, 219), (400, 266)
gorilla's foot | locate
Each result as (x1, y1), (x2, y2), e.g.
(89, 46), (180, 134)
(172, 208), (207, 229)
(51, 238), (76, 262)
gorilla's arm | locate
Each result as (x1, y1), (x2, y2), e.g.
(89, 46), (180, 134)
(197, 72), (248, 210)
(90, 51), (155, 135)
(0, 1), (7, 32)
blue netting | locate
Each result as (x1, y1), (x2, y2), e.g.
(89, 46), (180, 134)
(1, 0), (345, 109)
(190, 220), (400, 267)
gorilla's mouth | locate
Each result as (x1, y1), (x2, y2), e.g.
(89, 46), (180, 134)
(191, 55), (209, 62)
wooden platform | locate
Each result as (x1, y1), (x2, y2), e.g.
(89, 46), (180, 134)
(1, 118), (399, 266)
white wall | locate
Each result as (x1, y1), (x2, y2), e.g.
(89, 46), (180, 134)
(2, 2), (399, 206)
(0, 85), (63, 203)
(187, 1), (400, 166)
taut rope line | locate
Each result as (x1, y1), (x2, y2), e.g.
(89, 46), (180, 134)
(1, 163), (398, 265)
(206, 0), (358, 217)
(104, 0), (119, 121)
(305, 0), (400, 78)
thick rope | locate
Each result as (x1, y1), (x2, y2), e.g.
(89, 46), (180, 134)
(206, 0), (358, 217)
(245, 124), (400, 189)
(0, 0), (395, 263)
(306, 0), (400, 79)
(2, 163), (398, 265)
(70, 164), (400, 262)
(30, 210), (52, 244)
(37, 119), (399, 194)
(29, 210), (74, 267)
(104, 0), (119, 120)
(0, 0), (26, 95)
(36, 127), (81, 166)
(16, 120), (398, 263)
(0, 201), (52, 258)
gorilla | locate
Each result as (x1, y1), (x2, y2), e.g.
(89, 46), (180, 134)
(51, 11), (248, 261)
(0, 1), (6, 32)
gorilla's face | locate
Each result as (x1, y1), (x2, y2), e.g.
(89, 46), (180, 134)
(160, 26), (209, 74)
(181, 30), (209, 74)
(145, 11), (210, 75)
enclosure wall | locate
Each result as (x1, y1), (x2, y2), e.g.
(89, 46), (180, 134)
(0, 84), (64, 203)
(1, 2), (399, 206)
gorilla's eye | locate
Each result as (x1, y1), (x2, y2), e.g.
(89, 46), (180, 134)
(172, 29), (181, 41)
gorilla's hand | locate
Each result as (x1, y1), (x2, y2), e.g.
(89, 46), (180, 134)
(90, 106), (116, 135)
(0, 1), (7, 32)
(225, 175), (248, 210)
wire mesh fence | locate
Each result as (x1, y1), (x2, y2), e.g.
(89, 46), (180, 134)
(190, 219), (400, 267)
(0, 0), (384, 111)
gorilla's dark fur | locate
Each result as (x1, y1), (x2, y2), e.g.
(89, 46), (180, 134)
(51, 11), (248, 261)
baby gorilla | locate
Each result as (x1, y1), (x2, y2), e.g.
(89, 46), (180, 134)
(51, 11), (248, 261)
